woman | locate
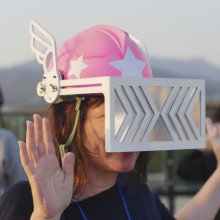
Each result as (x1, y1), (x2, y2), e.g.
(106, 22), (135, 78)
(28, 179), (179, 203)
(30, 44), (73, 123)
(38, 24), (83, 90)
(1, 24), (220, 220)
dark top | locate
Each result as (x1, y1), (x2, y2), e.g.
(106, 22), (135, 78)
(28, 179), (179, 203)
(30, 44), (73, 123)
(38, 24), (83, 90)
(0, 179), (175, 220)
(177, 150), (217, 181)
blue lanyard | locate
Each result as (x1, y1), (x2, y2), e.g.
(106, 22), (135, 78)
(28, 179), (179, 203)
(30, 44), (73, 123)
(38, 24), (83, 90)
(117, 184), (132, 220)
(76, 202), (88, 220)
(75, 184), (132, 220)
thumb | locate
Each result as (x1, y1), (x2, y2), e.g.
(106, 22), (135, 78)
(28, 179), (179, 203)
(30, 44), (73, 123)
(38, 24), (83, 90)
(206, 118), (215, 138)
(62, 152), (75, 178)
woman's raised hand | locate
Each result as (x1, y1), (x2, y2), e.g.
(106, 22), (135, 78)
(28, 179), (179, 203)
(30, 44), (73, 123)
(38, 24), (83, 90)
(206, 118), (220, 164)
(18, 114), (75, 220)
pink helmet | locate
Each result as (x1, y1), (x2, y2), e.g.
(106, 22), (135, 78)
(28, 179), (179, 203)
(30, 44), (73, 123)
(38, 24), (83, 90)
(56, 25), (153, 80)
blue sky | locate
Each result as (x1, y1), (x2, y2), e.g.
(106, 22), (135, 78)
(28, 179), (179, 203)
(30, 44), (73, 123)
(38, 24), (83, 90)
(0, 0), (220, 68)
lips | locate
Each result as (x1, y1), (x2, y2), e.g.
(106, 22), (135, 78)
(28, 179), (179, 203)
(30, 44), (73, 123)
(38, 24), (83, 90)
(117, 152), (136, 157)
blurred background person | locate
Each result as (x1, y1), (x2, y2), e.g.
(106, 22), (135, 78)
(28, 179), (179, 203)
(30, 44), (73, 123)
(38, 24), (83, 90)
(0, 85), (26, 196)
(177, 108), (220, 181)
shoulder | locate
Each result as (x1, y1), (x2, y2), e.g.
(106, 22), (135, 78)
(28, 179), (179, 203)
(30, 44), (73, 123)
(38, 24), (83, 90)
(0, 181), (33, 220)
(0, 128), (17, 147)
(0, 128), (19, 158)
(1, 180), (31, 199)
(0, 128), (16, 139)
(122, 181), (175, 219)
(144, 189), (175, 219)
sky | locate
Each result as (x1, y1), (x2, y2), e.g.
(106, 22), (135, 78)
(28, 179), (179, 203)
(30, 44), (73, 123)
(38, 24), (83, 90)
(0, 0), (220, 68)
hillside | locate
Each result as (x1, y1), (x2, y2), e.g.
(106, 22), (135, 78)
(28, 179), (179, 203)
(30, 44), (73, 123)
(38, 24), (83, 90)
(0, 58), (220, 110)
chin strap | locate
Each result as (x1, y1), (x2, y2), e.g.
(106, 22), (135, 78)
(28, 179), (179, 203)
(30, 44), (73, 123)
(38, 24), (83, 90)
(59, 97), (84, 159)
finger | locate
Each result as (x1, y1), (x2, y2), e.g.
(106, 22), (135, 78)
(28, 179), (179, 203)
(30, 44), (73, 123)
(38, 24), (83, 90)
(19, 141), (35, 176)
(42, 118), (56, 155)
(206, 118), (217, 136)
(206, 117), (213, 131)
(212, 124), (220, 146)
(206, 118), (220, 148)
(62, 152), (75, 180)
(216, 123), (220, 134)
(33, 114), (46, 156)
(26, 120), (40, 163)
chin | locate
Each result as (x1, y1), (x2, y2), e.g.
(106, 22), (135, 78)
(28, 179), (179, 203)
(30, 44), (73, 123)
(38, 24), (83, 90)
(106, 152), (139, 172)
(117, 166), (135, 172)
(113, 160), (136, 172)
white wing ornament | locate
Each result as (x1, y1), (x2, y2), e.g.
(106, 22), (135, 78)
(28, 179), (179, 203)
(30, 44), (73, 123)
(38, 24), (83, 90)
(30, 20), (61, 103)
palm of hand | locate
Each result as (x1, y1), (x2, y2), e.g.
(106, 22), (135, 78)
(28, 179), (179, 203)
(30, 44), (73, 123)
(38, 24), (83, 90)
(30, 155), (73, 218)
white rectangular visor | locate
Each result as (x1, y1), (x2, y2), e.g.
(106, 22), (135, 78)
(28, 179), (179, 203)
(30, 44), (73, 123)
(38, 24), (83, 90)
(45, 76), (205, 152)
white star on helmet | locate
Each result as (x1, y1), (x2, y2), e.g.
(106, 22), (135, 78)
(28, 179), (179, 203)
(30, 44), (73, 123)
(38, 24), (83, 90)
(110, 47), (145, 77)
(68, 55), (88, 78)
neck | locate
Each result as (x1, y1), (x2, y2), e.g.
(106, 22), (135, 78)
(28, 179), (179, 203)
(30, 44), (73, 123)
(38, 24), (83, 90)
(76, 164), (118, 200)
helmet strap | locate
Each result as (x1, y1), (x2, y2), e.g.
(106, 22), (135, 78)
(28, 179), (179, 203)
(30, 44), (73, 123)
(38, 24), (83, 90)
(59, 97), (84, 160)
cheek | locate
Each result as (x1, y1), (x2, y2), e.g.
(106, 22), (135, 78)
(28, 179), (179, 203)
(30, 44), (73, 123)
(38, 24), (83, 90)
(83, 120), (105, 152)
(92, 119), (105, 146)
(96, 118), (105, 137)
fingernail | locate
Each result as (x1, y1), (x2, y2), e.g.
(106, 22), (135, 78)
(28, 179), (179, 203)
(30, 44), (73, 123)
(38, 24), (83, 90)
(18, 141), (23, 146)
(26, 120), (31, 126)
(33, 114), (40, 119)
(18, 141), (23, 151)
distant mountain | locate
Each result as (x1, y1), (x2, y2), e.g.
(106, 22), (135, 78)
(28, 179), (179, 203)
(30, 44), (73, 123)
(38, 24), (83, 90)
(0, 60), (48, 110)
(0, 58), (220, 110)
(151, 58), (220, 103)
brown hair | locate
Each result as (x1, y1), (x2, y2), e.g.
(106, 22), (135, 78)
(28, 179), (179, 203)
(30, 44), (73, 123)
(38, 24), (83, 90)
(48, 96), (152, 193)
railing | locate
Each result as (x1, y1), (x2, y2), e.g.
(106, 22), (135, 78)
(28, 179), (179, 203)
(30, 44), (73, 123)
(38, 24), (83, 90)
(1, 108), (47, 141)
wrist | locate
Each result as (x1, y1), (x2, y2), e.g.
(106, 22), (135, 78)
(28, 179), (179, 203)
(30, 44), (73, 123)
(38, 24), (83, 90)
(215, 165), (220, 177)
(31, 211), (62, 220)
